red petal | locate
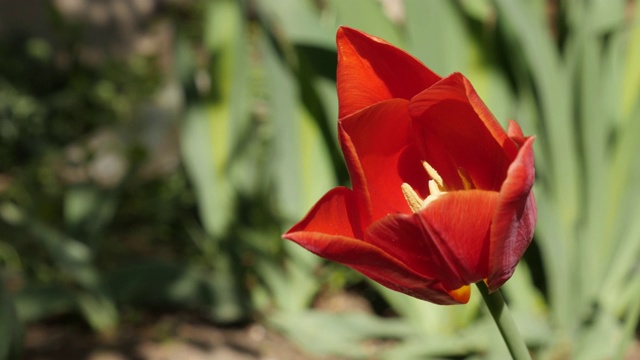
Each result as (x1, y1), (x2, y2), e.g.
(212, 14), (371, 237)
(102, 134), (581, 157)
(339, 99), (428, 222)
(487, 137), (536, 291)
(409, 73), (517, 191)
(336, 26), (441, 119)
(365, 213), (464, 291)
(284, 186), (363, 239)
(287, 218), (462, 305)
(507, 120), (531, 149)
(417, 190), (500, 287)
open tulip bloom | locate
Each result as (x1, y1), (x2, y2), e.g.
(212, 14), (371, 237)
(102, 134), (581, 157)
(283, 26), (536, 358)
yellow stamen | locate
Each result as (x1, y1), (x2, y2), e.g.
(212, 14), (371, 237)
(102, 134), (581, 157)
(457, 168), (475, 190)
(401, 183), (423, 213)
(402, 162), (467, 212)
(422, 190), (445, 208)
(428, 179), (442, 196)
(422, 161), (447, 191)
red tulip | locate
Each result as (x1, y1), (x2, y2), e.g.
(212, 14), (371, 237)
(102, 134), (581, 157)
(283, 27), (536, 305)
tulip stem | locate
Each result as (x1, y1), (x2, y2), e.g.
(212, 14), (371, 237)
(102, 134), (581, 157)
(476, 281), (532, 360)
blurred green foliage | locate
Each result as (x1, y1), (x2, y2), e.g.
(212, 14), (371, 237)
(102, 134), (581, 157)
(1, 0), (639, 359)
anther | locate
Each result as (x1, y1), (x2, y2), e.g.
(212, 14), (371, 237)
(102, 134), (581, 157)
(457, 168), (475, 190)
(422, 161), (447, 191)
(401, 183), (423, 213)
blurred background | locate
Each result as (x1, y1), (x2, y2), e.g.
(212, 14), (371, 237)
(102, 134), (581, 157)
(1, 0), (639, 359)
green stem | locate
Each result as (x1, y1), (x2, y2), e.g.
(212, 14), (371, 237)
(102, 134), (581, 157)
(476, 281), (532, 360)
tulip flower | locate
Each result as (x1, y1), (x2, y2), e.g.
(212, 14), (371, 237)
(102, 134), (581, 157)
(283, 27), (536, 306)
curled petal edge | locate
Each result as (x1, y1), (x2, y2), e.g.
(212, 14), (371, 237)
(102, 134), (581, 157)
(487, 137), (536, 291)
(284, 230), (466, 305)
(283, 187), (464, 304)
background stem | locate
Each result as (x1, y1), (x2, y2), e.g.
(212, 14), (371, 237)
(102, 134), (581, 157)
(476, 281), (532, 360)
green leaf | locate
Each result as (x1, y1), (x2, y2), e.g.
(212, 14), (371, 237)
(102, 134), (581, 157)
(459, 0), (493, 21)
(261, 32), (337, 221)
(270, 310), (411, 359)
(75, 292), (119, 335)
(106, 261), (210, 306)
(181, 0), (250, 238)
(15, 285), (75, 323)
(0, 281), (21, 360)
(405, 0), (470, 76)
(587, 0), (626, 34)
(574, 312), (621, 360)
(0, 202), (118, 332)
(495, 0), (579, 230)
(622, 11), (640, 116)
(494, 0), (580, 335)
(531, 190), (573, 338)
(180, 105), (233, 237)
(501, 263), (547, 316)
(613, 276), (640, 360)
(253, 242), (321, 313)
(326, 0), (402, 46)
(601, 101), (640, 312)
(255, 0), (334, 48)
(373, 282), (480, 338)
(108, 260), (247, 323)
(63, 184), (119, 249)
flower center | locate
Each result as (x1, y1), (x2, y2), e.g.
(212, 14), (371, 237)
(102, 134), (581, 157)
(401, 161), (474, 213)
